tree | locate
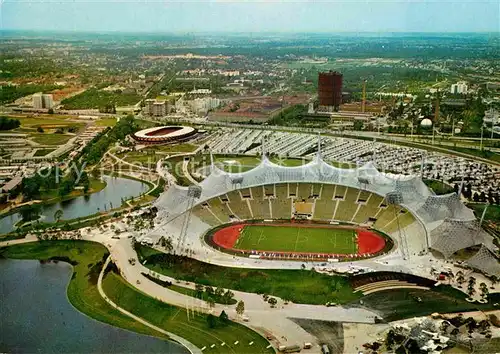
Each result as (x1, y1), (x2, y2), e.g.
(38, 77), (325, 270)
(37, 126), (44, 133)
(353, 120), (364, 131)
(491, 275), (498, 289)
(195, 283), (204, 298)
(206, 313), (217, 328)
(205, 286), (214, 296)
(236, 300), (245, 316)
(19, 204), (41, 222)
(222, 290), (234, 304)
(206, 297), (215, 309)
(268, 297), (278, 308)
(160, 237), (173, 253)
(54, 209), (63, 222)
(215, 287), (224, 297)
(219, 310), (229, 325)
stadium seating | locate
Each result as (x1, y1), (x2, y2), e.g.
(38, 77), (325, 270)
(270, 197), (292, 219)
(373, 204), (399, 231)
(275, 184), (288, 199)
(263, 184), (275, 197)
(270, 184), (293, 219)
(382, 211), (417, 234)
(191, 182), (417, 234)
(296, 183), (314, 201)
(225, 190), (253, 220)
(312, 184), (336, 220)
(249, 186), (272, 219)
(351, 193), (384, 224)
(351, 271), (437, 290)
(333, 187), (359, 221)
(192, 204), (221, 226)
(208, 197), (232, 223)
(355, 280), (430, 295)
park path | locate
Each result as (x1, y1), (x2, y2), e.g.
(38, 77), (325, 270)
(97, 256), (202, 354)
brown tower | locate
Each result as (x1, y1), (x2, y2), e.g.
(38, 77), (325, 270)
(318, 71), (343, 111)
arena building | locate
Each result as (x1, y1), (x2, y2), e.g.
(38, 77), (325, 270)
(132, 126), (197, 144)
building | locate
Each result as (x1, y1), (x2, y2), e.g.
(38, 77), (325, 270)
(189, 97), (221, 115)
(152, 101), (167, 117)
(32, 93), (43, 109)
(32, 93), (54, 109)
(144, 99), (167, 117)
(42, 94), (54, 109)
(450, 81), (468, 95)
(318, 71), (343, 111)
(484, 108), (499, 125)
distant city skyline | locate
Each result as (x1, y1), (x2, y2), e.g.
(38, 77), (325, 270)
(2, 0), (499, 33)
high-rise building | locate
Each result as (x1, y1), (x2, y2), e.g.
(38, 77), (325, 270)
(33, 92), (54, 109)
(32, 93), (43, 109)
(450, 81), (468, 95)
(152, 101), (167, 117)
(318, 71), (343, 111)
(144, 99), (167, 117)
(42, 94), (54, 109)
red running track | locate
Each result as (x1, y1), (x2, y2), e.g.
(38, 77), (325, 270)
(212, 223), (386, 256)
(212, 224), (241, 249)
(357, 229), (386, 255)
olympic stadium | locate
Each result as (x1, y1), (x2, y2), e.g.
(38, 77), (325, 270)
(149, 142), (500, 278)
(132, 125), (197, 144)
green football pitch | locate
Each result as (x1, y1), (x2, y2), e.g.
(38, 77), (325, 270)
(234, 224), (358, 254)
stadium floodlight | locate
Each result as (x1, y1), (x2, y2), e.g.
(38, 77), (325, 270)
(386, 191), (403, 205)
(231, 177), (244, 185)
(358, 177), (370, 185)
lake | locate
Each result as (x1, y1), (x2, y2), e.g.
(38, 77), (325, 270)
(0, 258), (188, 353)
(0, 175), (149, 234)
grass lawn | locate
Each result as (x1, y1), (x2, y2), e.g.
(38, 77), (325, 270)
(122, 151), (164, 165)
(33, 148), (55, 157)
(235, 224), (357, 254)
(95, 118), (117, 127)
(38, 177), (107, 202)
(135, 244), (361, 305)
(153, 143), (198, 154)
(467, 203), (500, 223)
(190, 154), (355, 175)
(424, 179), (455, 195)
(168, 284), (237, 305)
(103, 272), (272, 354)
(0, 240), (167, 339)
(31, 133), (73, 145)
(353, 286), (496, 322)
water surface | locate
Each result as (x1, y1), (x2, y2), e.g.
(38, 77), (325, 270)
(0, 259), (188, 353)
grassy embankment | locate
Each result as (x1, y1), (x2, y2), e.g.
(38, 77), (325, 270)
(103, 272), (271, 353)
(38, 177), (107, 202)
(355, 286), (499, 322)
(135, 244), (360, 305)
(0, 240), (272, 354)
(136, 245), (499, 320)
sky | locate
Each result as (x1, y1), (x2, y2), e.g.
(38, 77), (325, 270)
(1, 0), (499, 33)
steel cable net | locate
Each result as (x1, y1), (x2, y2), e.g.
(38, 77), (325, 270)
(156, 158), (430, 220)
(414, 193), (475, 224)
(466, 245), (500, 277)
(153, 156), (492, 260)
(430, 218), (494, 258)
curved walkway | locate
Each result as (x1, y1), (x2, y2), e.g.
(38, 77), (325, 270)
(97, 256), (201, 354)
(182, 159), (200, 185)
